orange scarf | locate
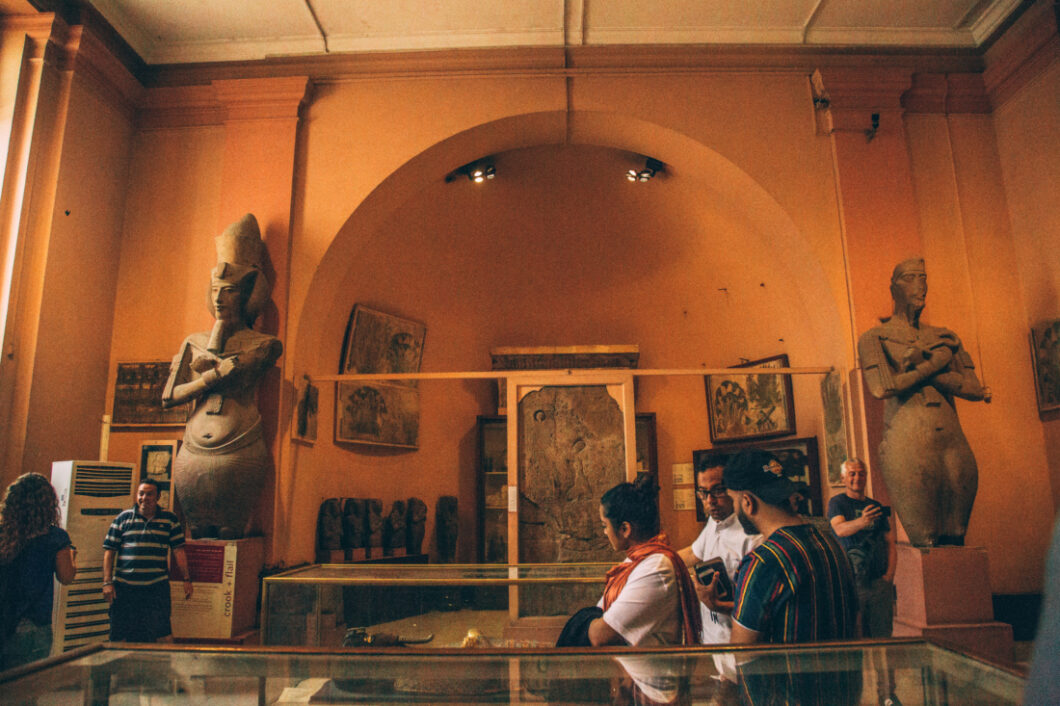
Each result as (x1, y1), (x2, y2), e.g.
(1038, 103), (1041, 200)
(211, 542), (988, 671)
(602, 533), (702, 645)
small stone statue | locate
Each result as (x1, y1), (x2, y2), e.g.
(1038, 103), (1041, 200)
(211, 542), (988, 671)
(342, 498), (366, 550)
(858, 258), (990, 546)
(406, 497), (427, 554)
(164, 214), (282, 539)
(436, 495), (459, 563)
(317, 498), (343, 551)
(366, 499), (383, 553)
(384, 500), (407, 555)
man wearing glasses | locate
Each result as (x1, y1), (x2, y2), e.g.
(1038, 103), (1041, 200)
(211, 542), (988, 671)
(678, 455), (760, 644)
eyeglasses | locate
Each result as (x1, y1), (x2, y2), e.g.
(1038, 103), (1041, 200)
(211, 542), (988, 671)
(696, 486), (729, 500)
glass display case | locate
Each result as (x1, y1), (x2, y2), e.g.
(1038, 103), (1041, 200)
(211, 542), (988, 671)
(0, 639), (1026, 705)
(478, 415), (508, 563)
(261, 563), (610, 648)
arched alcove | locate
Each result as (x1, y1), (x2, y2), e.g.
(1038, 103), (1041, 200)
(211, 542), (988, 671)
(279, 110), (849, 564)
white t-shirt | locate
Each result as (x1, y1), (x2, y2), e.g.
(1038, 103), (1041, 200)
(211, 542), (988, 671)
(596, 553), (681, 646)
(690, 513), (761, 644)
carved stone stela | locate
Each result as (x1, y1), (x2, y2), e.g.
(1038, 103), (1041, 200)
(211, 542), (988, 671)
(518, 386), (625, 562)
(518, 385), (625, 614)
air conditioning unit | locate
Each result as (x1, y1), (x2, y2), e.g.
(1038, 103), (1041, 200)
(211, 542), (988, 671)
(50, 460), (135, 654)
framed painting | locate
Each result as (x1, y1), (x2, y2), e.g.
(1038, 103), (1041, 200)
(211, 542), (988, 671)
(1030, 319), (1060, 415)
(340, 305), (425, 384)
(705, 354), (795, 443)
(112, 362), (189, 426)
(294, 376), (318, 443)
(335, 380), (419, 448)
(820, 370), (849, 486)
(140, 440), (179, 510)
(693, 436), (823, 517)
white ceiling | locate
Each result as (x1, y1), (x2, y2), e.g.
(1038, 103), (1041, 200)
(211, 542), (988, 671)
(85, 0), (1025, 66)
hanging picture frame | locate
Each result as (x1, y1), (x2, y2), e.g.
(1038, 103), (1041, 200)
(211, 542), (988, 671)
(705, 354), (796, 443)
(693, 436), (823, 517)
(339, 305), (425, 384)
(1030, 319), (1060, 415)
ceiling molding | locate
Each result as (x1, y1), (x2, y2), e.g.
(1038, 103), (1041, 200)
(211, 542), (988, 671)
(138, 44), (984, 89)
(69, 0), (1029, 68)
(969, 0), (1029, 44)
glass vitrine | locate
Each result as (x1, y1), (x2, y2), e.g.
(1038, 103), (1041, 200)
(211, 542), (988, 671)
(261, 562), (610, 648)
(0, 639), (1026, 705)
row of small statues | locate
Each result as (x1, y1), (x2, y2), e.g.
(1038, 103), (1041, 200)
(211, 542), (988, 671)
(316, 496), (459, 561)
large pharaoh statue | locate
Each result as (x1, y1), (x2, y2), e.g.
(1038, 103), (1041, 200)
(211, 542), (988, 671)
(163, 214), (283, 539)
(857, 258), (990, 547)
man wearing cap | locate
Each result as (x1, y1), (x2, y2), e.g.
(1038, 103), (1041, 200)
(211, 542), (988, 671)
(678, 457), (760, 644)
(724, 449), (858, 644)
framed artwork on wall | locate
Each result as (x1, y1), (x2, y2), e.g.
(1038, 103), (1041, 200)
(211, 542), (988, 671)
(139, 440), (179, 510)
(339, 304), (425, 383)
(704, 354), (795, 443)
(692, 436), (823, 517)
(1030, 319), (1060, 415)
(335, 380), (419, 448)
(112, 362), (188, 426)
(820, 369), (849, 486)
(294, 376), (318, 443)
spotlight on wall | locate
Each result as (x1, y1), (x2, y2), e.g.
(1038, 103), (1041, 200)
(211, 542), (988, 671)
(446, 159), (496, 184)
(626, 157), (663, 182)
(467, 164), (495, 183)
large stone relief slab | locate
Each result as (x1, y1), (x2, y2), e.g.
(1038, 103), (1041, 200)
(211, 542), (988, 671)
(517, 385), (625, 614)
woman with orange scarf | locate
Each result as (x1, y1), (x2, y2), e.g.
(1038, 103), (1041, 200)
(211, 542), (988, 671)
(587, 476), (702, 646)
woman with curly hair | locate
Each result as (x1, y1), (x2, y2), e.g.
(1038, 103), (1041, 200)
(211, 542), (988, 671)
(0, 473), (77, 669)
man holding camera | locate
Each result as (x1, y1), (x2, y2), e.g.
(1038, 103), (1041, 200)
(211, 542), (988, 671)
(828, 458), (897, 638)
(678, 457), (759, 644)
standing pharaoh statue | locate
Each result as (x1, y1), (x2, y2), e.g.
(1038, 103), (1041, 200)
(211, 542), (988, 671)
(857, 258), (990, 546)
(163, 214), (283, 539)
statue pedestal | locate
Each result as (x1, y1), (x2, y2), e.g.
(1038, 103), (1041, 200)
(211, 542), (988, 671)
(893, 543), (1013, 662)
(171, 537), (264, 640)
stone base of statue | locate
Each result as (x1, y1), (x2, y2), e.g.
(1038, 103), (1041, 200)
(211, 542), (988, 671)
(892, 543), (1013, 662)
(171, 537), (264, 640)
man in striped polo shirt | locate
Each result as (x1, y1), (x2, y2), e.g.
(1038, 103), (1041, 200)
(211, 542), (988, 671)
(102, 478), (193, 642)
(724, 449), (858, 644)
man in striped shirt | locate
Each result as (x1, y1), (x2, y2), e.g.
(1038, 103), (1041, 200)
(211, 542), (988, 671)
(723, 449), (858, 644)
(102, 478), (193, 642)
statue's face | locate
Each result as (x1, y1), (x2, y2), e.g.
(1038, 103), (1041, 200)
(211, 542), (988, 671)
(212, 281), (243, 322)
(891, 269), (927, 310)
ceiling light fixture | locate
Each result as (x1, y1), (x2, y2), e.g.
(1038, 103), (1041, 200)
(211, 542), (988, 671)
(626, 157), (663, 182)
(446, 159), (496, 184)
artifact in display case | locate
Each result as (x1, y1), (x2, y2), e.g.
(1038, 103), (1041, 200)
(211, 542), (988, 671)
(406, 496), (427, 554)
(477, 415), (508, 563)
(261, 563), (610, 648)
(436, 495), (459, 563)
(341, 498), (366, 560)
(366, 498), (383, 556)
(0, 638), (1028, 705)
(384, 500), (407, 556)
(316, 498), (343, 562)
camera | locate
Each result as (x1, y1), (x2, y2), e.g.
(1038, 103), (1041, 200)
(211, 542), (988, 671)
(693, 558), (734, 602)
(878, 506), (892, 518)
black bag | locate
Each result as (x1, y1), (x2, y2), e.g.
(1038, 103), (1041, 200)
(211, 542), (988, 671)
(555, 606), (605, 647)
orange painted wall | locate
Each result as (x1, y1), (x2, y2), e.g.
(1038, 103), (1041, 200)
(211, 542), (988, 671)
(4, 35), (1048, 595)
(22, 71), (134, 475)
(993, 58), (1060, 510)
(102, 125), (224, 478)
